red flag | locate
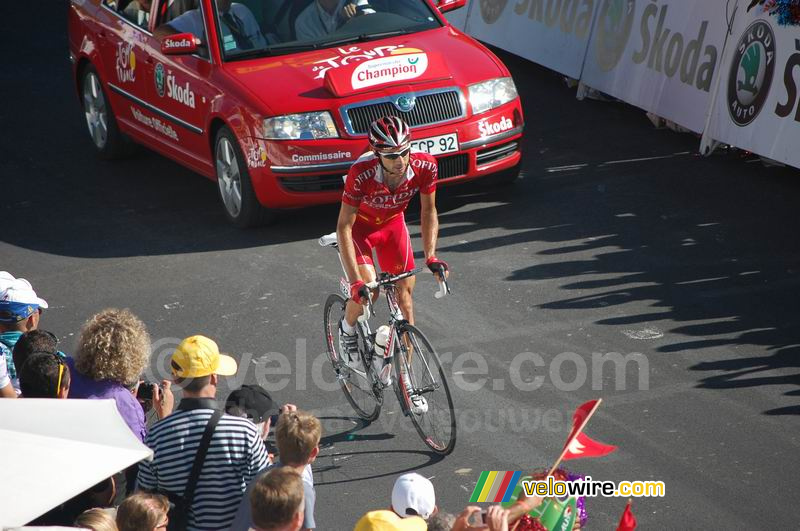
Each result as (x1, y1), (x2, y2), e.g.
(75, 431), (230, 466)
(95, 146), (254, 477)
(561, 399), (617, 460)
(562, 431), (617, 460)
(616, 501), (637, 531)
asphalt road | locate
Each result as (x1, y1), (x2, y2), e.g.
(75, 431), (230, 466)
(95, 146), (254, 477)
(4, 2), (800, 528)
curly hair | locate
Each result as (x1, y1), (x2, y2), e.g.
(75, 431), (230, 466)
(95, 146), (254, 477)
(75, 308), (151, 384)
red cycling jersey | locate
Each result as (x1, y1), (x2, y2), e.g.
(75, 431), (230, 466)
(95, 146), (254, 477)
(342, 151), (438, 226)
(342, 151), (438, 274)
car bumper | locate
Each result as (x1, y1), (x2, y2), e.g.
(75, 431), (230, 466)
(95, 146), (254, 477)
(245, 101), (524, 209)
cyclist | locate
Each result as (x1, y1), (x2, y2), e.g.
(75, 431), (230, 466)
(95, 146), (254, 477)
(336, 116), (448, 412)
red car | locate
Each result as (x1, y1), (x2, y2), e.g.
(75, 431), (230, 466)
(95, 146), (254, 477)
(68, 0), (524, 226)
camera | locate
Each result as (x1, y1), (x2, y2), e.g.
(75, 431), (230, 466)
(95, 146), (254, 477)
(136, 381), (159, 400)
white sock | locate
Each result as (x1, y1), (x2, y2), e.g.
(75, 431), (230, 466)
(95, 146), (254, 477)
(341, 319), (356, 335)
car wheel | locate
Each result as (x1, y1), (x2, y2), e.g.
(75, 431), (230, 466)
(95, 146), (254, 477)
(81, 65), (128, 159)
(214, 127), (275, 227)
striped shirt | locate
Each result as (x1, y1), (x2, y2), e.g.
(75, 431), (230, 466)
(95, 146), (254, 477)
(137, 398), (270, 530)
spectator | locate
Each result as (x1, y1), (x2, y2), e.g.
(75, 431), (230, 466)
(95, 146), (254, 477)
(451, 506), (511, 531)
(391, 473), (436, 520)
(116, 492), (169, 531)
(0, 271), (49, 394)
(225, 384), (282, 442)
(30, 477), (117, 526)
(137, 335), (269, 530)
(74, 507), (119, 531)
(250, 467), (305, 531)
(353, 510), (426, 531)
(12, 329), (61, 370)
(426, 511), (456, 531)
(230, 408), (320, 531)
(18, 352), (70, 398)
(68, 309), (169, 443)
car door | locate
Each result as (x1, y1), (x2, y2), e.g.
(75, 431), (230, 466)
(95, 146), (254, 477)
(139, 0), (218, 173)
(96, 0), (153, 133)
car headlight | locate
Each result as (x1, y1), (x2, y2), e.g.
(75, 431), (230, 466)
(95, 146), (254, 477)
(468, 77), (518, 115)
(262, 112), (338, 140)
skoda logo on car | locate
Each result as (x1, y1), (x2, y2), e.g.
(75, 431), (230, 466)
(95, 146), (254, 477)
(394, 96), (416, 113)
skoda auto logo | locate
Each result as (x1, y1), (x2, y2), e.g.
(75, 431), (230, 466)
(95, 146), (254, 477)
(395, 96), (416, 113)
(154, 63), (166, 97)
(479, 0), (507, 25)
(595, 0), (635, 72)
(727, 20), (776, 127)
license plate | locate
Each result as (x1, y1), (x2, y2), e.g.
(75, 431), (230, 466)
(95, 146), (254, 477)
(410, 133), (459, 155)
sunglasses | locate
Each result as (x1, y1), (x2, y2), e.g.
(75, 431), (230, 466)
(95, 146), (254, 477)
(378, 148), (410, 160)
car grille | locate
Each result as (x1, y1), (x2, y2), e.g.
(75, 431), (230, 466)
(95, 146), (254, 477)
(344, 90), (464, 135)
(437, 154), (469, 179)
(477, 141), (519, 166)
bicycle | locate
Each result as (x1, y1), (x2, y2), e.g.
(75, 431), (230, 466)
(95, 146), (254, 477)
(319, 232), (457, 455)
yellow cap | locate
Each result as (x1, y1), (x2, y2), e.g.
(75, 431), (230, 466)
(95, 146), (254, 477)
(170, 335), (238, 378)
(353, 510), (426, 531)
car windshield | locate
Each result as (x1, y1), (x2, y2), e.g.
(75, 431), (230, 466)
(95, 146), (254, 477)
(210, 0), (443, 61)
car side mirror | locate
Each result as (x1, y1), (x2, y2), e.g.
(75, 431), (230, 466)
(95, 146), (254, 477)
(160, 33), (200, 55)
(436, 0), (467, 13)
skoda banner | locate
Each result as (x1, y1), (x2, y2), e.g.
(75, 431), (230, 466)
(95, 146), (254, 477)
(580, 0), (729, 133)
(464, 0), (603, 79)
(701, 9), (800, 169)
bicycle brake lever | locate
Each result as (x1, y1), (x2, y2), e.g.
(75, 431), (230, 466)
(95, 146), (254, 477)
(434, 278), (450, 299)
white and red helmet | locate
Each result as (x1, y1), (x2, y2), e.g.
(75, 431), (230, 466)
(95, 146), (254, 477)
(368, 116), (411, 152)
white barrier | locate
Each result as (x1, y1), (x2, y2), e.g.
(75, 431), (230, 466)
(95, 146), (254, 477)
(444, 3), (470, 30)
(701, 8), (800, 167)
(463, 0), (602, 79)
(580, 0), (730, 134)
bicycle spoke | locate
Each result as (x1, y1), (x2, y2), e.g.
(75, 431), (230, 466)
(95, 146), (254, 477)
(324, 293), (382, 421)
(396, 325), (456, 454)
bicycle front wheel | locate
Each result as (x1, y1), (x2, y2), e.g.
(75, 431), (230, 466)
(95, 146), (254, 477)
(395, 324), (457, 454)
(324, 293), (381, 421)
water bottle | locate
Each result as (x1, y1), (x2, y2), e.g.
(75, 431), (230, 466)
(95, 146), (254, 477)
(373, 325), (392, 384)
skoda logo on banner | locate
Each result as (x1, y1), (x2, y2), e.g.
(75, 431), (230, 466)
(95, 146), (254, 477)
(394, 96), (416, 113)
(154, 63), (166, 97)
(727, 20), (776, 127)
(594, 0), (635, 72)
(479, 0), (507, 25)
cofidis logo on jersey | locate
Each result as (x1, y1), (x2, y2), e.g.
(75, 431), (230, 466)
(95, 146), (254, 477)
(727, 20), (776, 127)
(350, 48), (428, 90)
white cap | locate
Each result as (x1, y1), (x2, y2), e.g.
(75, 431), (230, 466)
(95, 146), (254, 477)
(0, 271), (49, 308)
(392, 473), (436, 520)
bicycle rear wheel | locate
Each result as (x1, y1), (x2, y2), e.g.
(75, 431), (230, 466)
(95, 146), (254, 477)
(324, 293), (381, 421)
(395, 324), (456, 454)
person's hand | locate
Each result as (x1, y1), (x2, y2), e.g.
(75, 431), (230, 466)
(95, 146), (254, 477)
(426, 256), (449, 281)
(342, 2), (358, 19)
(452, 506), (485, 530)
(153, 380), (174, 420)
(280, 403), (297, 414)
(485, 505), (509, 531)
(349, 280), (369, 305)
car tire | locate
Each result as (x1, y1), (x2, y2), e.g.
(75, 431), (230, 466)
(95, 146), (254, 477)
(80, 65), (130, 159)
(214, 126), (275, 228)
